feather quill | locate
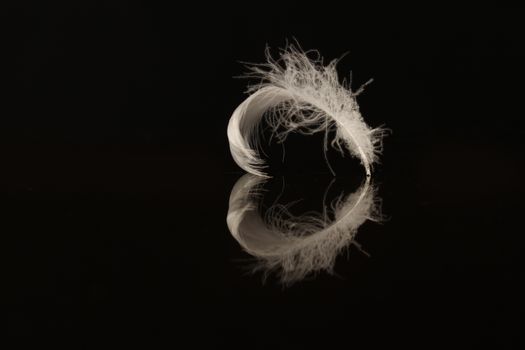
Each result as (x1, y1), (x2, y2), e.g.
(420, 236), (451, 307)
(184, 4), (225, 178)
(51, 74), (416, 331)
(227, 44), (386, 177)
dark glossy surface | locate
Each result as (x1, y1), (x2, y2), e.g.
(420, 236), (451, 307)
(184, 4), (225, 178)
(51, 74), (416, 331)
(3, 4), (525, 347)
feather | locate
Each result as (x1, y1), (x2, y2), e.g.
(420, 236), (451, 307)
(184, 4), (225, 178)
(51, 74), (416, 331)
(227, 44), (386, 177)
(226, 174), (382, 285)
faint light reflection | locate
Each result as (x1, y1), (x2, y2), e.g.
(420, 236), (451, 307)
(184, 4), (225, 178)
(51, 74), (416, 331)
(226, 174), (383, 285)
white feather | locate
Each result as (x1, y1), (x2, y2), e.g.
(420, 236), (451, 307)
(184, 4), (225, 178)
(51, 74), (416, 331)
(227, 44), (386, 177)
(226, 174), (382, 285)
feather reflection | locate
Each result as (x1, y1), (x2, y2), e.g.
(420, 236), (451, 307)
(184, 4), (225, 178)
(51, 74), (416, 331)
(227, 174), (382, 285)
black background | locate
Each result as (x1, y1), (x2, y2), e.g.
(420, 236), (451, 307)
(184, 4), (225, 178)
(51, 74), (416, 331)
(2, 3), (525, 347)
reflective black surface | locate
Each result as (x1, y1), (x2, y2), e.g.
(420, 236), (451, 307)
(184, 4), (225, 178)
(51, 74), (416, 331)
(3, 4), (525, 347)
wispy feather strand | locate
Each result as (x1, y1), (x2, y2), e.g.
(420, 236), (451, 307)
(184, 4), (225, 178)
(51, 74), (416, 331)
(227, 44), (387, 177)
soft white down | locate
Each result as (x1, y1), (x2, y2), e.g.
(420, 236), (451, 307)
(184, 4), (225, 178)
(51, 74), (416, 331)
(227, 45), (386, 177)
